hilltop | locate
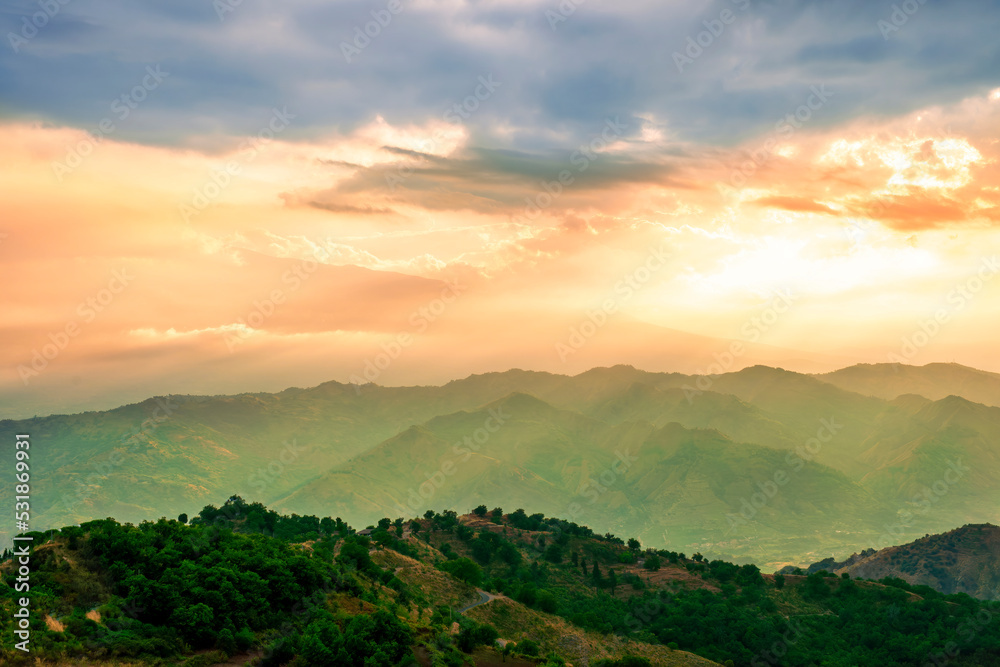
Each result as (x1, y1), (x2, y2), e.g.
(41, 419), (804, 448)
(3, 499), (1000, 666)
(815, 362), (1000, 407)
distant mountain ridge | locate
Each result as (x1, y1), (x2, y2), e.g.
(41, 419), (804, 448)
(815, 362), (1000, 407)
(3, 361), (1000, 567)
(788, 524), (1000, 601)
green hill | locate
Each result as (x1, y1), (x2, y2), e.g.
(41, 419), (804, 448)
(4, 498), (1000, 667)
(793, 524), (1000, 601)
(4, 363), (1000, 567)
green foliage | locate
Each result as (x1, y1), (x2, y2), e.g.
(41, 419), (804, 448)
(6, 498), (1000, 667)
(0, 501), (418, 665)
(517, 638), (540, 656)
(456, 621), (499, 653)
(439, 557), (483, 587)
(594, 657), (652, 667)
(216, 627), (237, 656)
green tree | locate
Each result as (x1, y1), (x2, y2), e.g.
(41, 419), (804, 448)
(439, 557), (483, 587)
(518, 639), (540, 657)
(216, 628), (237, 656)
(169, 603), (215, 647)
(502, 642), (513, 662)
(473, 505), (488, 517)
(536, 589), (558, 613)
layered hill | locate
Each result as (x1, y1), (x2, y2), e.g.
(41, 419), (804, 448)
(5, 498), (1000, 667)
(794, 524), (1000, 601)
(816, 362), (1000, 407)
(3, 362), (1000, 567)
(274, 392), (893, 566)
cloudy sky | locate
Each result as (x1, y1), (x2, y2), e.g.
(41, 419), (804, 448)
(2, 0), (1000, 417)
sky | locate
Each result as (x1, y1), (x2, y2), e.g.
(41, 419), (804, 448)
(2, 0), (1000, 418)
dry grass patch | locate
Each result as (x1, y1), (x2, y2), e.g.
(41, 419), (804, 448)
(467, 596), (720, 666)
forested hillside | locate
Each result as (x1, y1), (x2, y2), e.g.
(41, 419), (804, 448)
(3, 498), (999, 666)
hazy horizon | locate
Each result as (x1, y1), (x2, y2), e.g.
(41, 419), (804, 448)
(4, 1), (1000, 421)
(2, 356), (995, 421)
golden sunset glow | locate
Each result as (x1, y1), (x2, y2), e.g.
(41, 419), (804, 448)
(3, 1), (1000, 418)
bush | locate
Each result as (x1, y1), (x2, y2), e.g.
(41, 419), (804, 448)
(518, 639), (540, 657)
(216, 628), (237, 656)
(457, 622), (499, 653)
(594, 658), (652, 667)
(536, 590), (558, 613)
(235, 626), (255, 651)
(439, 558), (483, 587)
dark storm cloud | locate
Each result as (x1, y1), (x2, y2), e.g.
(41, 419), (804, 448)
(2, 0), (999, 151)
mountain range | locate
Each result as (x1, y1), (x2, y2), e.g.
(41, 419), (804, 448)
(3, 361), (999, 567)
